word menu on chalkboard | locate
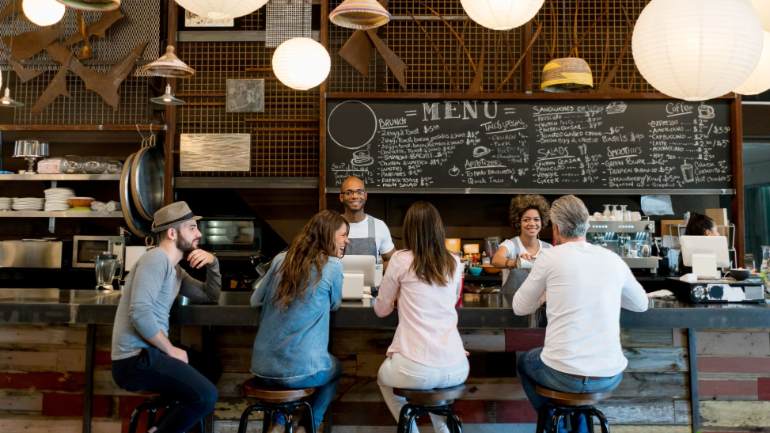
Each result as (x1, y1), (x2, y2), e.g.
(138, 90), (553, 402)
(325, 99), (732, 192)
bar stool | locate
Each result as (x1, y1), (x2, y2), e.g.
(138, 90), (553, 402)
(534, 385), (611, 433)
(127, 393), (206, 433)
(393, 384), (465, 433)
(237, 378), (316, 433)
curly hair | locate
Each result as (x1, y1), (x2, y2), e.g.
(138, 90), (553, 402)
(509, 194), (550, 235)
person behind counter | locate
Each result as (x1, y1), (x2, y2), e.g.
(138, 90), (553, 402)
(491, 194), (552, 298)
(686, 212), (719, 236)
(339, 175), (395, 262)
(250, 210), (349, 433)
(512, 195), (649, 433)
(111, 201), (222, 433)
(374, 201), (468, 433)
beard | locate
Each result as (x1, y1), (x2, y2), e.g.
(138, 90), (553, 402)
(176, 236), (197, 253)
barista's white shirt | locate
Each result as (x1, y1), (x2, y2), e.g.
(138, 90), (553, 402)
(512, 241), (649, 377)
(348, 215), (395, 256)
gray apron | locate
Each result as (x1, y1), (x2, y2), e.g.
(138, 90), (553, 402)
(345, 215), (378, 259)
(501, 238), (539, 301)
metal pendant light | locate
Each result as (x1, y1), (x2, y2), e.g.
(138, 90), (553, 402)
(329, 0), (391, 30)
(150, 84), (185, 106)
(55, 0), (121, 11)
(541, 57), (593, 92)
(138, 46), (195, 78)
(0, 87), (24, 109)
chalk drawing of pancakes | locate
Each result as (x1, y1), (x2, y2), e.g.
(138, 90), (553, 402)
(327, 100), (378, 150)
(351, 150), (374, 167)
(448, 165), (460, 177)
(472, 146), (491, 158)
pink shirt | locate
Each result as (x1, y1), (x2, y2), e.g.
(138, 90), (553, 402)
(374, 250), (466, 367)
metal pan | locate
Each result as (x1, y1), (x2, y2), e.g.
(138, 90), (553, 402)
(130, 144), (165, 221)
(120, 153), (151, 238)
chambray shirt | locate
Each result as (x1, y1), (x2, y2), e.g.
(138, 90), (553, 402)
(250, 252), (343, 379)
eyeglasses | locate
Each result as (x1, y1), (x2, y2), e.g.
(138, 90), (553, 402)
(342, 189), (365, 197)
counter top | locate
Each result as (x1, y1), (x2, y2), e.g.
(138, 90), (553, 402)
(0, 288), (768, 329)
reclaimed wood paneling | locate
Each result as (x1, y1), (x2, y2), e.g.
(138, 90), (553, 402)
(0, 325), (86, 346)
(698, 357), (770, 373)
(759, 377), (770, 400)
(699, 379), (758, 400)
(624, 348), (688, 372)
(0, 390), (42, 412)
(621, 329), (675, 347)
(697, 332), (770, 357)
(701, 400), (770, 427)
(0, 417), (120, 433)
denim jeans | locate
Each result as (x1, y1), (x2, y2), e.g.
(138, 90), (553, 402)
(112, 346), (218, 433)
(378, 353), (469, 433)
(255, 356), (342, 430)
(517, 348), (622, 433)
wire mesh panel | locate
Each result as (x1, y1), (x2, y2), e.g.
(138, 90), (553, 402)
(266, 0), (312, 48)
(327, 0), (652, 93)
(177, 40), (320, 177)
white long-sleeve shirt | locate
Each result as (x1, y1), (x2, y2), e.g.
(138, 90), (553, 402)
(512, 241), (649, 377)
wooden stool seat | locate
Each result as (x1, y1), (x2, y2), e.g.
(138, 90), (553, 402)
(394, 384), (466, 406)
(535, 385), (610, 406)
(242, 378), (315, 403)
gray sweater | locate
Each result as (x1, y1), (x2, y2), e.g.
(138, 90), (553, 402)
(111, 247), (221, 360)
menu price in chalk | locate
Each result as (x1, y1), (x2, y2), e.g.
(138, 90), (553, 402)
(326, 99), (732, 191)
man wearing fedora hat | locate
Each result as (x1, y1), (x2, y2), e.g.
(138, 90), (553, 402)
(111, 201), (221, 433)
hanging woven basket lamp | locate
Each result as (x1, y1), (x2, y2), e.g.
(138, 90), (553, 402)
(541, 57), (593, 92)
(55, 0), (120, 11)
(138, 46), (195, 78)
(329, 0), (391, 30)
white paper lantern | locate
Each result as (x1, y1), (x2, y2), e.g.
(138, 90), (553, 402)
(632, 0), (764, 101)
(23, 0), (65, 26)
(272, 38), (330, 91)
(735, 32), (770, 95)
(175, 0), (268, 20)
(751, 0), (770, 30)
(460, 0), (544, 31)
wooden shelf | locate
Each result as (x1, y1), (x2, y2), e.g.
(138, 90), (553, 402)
(0, 124), (166, 132)
(0, 211), (123, 218)
(0, 174), (121, 181)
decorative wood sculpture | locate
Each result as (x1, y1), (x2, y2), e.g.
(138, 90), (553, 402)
(31, 68), (69, 113)
(9, 58), (43, 82)
(63, 8), (123, 46)
(1, 26), (60, 61)
(0, 0), (21, 22)
(38, 41), (147, 112)
(365, 29), (406, 88)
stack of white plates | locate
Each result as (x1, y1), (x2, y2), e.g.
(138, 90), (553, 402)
(44, 188), (74, 211)
(0, 197), (11, 211)
(12, 197), (44, 211)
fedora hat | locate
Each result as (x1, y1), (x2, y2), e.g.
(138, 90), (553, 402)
(152, 201), (201, 233)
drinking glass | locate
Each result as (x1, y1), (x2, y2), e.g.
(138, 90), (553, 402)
(744, 253), (756, 272)
(95, 253), (118, 291)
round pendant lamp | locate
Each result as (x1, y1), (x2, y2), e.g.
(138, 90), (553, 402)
(23, 0), (65, 26)
(632, 0), (764, 101)
(175, 0), (268, 20)
(272, 37), (330, 91)
(460, 0), (544, 31)
(55, 0), (120, 11)
(329, 0), (391, 30)
(138, 46), (195, 78)
(541, 57), (593, 92)
(735, 31), (770, 95)
(751, 0), (770, 30)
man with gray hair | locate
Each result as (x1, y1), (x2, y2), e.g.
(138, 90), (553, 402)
(512, 195), (648, 433)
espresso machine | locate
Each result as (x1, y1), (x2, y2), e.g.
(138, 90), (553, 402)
(587, 220), (659, 274)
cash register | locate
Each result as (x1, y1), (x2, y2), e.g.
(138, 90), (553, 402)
(670, 236), (765, 303)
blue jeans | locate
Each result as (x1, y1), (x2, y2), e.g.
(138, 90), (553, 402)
(256, 356), (342, 430)
(517, 348), (622, 433)
(112, 346), (218, 433)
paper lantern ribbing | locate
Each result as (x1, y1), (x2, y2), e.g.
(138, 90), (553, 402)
(735, 32), (770, 95)
(175, 0), (269, 20)
(632, 0), (763, 101)
(272, 38), (330, 91)
(460, 0), (544, 31)
(23, 0), (65, 26)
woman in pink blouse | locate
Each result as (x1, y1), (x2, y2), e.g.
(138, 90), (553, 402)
(374, 201), (468, 433)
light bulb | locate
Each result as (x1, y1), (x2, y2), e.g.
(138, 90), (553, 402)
(23, 0), (66, 26)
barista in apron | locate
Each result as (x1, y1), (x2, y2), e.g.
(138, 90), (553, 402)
(339, 176), (395, 263)
(346, 216), (378, 257)
(491, 195), (552, 300)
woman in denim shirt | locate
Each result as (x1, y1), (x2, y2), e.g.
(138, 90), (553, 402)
(250, 210), (349, 432)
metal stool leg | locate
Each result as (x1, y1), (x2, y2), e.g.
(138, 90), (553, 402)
(299, 400), (316, 433)
(237, 403), (264, 433)
(260, 408), (272, 433)
(535, 405), (550, 433)
(447, 411), (463, 433)
(396, 405), (413, 433)
(592, 408), (610, 433)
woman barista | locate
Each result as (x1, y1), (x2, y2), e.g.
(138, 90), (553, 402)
(492, 195), (551, 299)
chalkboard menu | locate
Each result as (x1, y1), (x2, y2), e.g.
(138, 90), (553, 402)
(325, 99), (733, 192)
